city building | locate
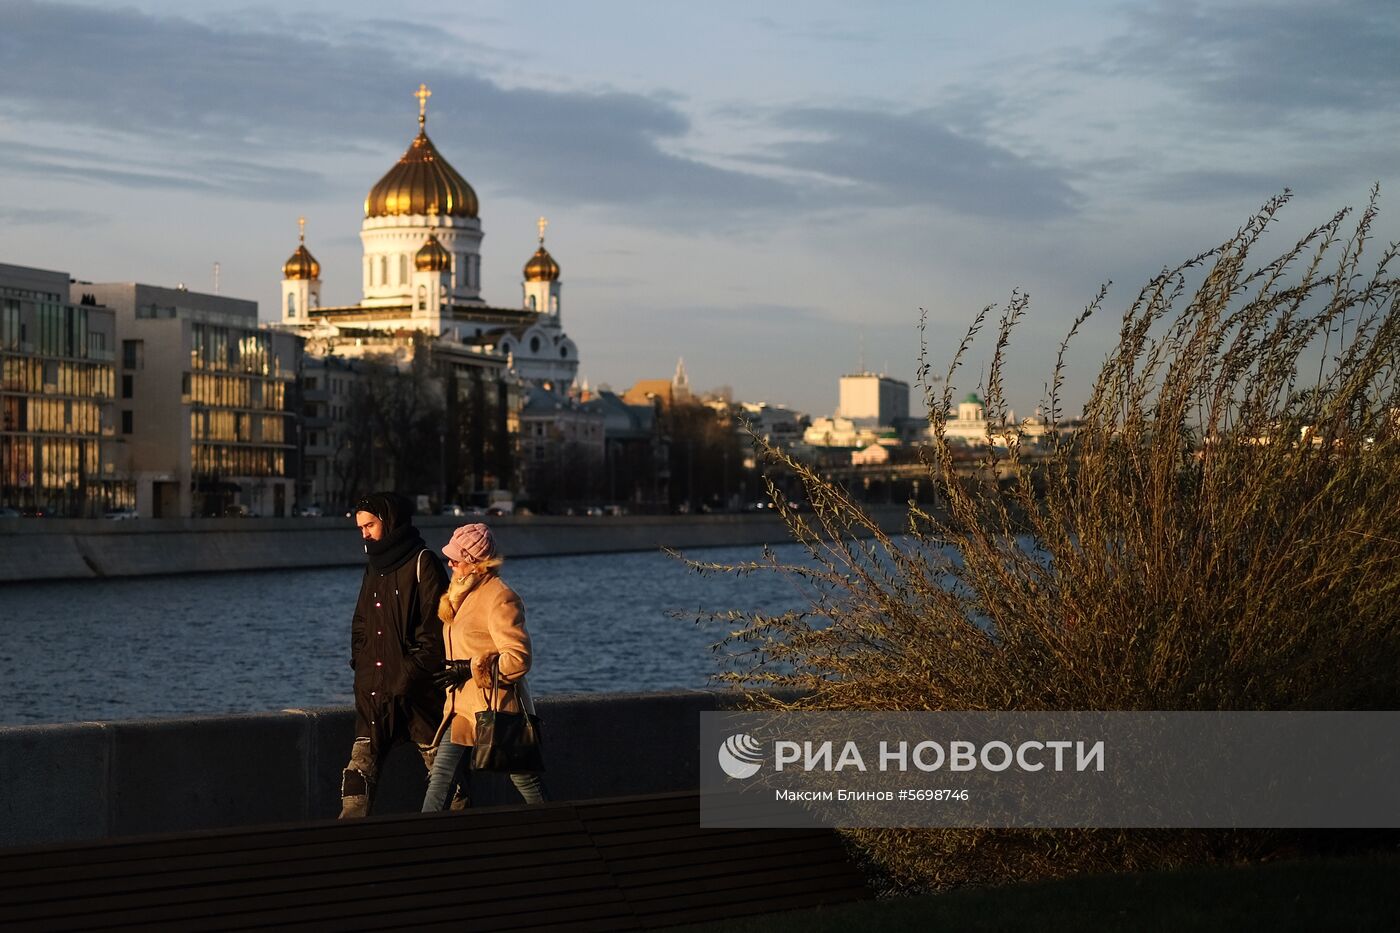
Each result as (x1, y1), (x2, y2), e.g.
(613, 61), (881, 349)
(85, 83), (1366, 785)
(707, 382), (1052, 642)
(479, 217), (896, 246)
(838, 372), (909, 429)
(74, 282), (300, 518)
(1, 262), (128, 516)
(518, 383), (605, 508)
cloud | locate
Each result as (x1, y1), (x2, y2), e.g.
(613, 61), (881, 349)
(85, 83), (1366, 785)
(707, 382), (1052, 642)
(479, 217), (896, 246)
(1107, 0), (1400, 121)
(0, 206), (106, 225)
(757, 107), (1080, 220)
(0, 138), (326, 197)
(0, 0), (797, 220)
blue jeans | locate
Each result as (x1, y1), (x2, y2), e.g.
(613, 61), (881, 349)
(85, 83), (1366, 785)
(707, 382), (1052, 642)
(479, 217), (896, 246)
(422, 738), (547, 811)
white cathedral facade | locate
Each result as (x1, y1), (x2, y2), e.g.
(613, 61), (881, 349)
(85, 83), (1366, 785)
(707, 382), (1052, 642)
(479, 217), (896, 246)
(277, 83), (579, 387)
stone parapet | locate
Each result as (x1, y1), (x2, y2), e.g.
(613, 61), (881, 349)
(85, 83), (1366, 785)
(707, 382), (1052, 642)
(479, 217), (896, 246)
(0, 689), (773, 848)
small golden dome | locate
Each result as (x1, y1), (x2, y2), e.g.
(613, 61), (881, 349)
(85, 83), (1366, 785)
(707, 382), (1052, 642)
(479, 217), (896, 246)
(523, 244), (560, 282)
(283, 217), (320, 280)
(283, 244), (320, 280)
(365, 86), (477, 219)
(415, 233), (452, 272)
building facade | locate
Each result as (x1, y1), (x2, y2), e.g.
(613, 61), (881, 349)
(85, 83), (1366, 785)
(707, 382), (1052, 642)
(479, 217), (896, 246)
(838, 372), (909, 429)
(75, 283), (300, 518)
(1, 263), (127, 516)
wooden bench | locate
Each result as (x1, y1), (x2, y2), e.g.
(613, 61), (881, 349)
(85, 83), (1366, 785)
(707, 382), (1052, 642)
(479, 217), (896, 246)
(0, 791), (871, 931)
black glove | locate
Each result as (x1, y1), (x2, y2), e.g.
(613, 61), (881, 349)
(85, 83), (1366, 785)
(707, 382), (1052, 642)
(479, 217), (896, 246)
(432, 659), (472, 690)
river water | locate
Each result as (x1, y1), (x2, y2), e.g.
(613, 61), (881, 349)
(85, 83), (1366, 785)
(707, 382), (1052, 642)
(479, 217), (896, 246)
(0, 542), (825, 725)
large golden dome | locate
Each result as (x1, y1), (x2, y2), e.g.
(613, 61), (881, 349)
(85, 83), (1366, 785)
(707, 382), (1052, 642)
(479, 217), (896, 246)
(415, 233), (452, 272)
(364, 84), (478, 219)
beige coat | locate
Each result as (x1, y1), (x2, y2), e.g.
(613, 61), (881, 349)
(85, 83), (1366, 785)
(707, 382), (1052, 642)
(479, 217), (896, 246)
(431, 570), (532, 747)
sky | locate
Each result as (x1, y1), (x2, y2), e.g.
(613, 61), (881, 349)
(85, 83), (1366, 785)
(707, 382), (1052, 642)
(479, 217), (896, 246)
(1, 0), (1397, 417)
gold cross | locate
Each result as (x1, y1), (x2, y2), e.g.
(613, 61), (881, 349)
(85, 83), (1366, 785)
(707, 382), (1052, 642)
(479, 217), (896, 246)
(297, 216), (306, 243)
(415, 83), (432, 126)
(537, 215), (548, 242)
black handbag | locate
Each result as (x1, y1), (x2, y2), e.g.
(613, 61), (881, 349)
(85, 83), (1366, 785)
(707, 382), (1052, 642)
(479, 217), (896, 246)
(472, 659), (545, 773)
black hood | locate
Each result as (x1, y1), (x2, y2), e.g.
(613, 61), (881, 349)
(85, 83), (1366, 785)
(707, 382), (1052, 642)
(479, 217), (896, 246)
(355, 492), (424, 574)
(353, 491), (414, 534)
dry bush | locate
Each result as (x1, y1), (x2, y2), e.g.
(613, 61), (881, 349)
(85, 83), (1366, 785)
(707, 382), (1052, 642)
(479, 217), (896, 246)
(693, 190), (1400, 889)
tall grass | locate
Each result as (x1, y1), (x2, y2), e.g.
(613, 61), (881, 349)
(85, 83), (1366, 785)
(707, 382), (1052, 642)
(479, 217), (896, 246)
(694, 190), (1400, 887)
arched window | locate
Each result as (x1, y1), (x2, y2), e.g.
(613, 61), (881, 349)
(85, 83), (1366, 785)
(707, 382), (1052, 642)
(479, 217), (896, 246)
(560, 346), (568, 359)
(286, 293), (296, 317)
(551, 295), (559, 313)
(399, 254), (408, 284)
(530, 336), (541, 353)
(417, 285), (427, 311)
(527, 295), (537, 311)
(379, 256), (387, 287)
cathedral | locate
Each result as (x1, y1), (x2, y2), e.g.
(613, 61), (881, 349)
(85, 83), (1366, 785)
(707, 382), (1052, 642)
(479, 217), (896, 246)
(276, 85), (586, 508)
(277, 83), (579, 387)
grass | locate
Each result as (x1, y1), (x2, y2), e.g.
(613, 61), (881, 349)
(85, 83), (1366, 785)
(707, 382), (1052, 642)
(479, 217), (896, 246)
(672, 851), (1400, 932)
(688, 190), (1400, 887)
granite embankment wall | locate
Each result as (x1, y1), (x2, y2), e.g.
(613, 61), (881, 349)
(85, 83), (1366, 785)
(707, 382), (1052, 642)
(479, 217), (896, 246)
(0, 690), (762, 849)
(0, 507), (908, 583)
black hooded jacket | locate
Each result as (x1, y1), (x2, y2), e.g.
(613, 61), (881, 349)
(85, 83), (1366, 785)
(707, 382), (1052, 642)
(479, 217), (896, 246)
(349, 493), (448, 734)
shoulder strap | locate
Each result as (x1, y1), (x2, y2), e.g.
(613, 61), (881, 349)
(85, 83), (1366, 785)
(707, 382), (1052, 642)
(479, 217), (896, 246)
(416, 549), (428, 584)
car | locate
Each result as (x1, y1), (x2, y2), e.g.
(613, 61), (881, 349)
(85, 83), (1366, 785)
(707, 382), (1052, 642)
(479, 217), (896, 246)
(103, 508), (139, 520)
(0, 507), (19, 519)
(295, 505), (323, 518)
(439, 504), (466, 516)
(19, 506), (46, 518)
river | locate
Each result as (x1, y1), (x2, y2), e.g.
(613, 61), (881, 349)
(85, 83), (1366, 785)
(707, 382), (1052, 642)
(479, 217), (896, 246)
(0, 542), (824, 725)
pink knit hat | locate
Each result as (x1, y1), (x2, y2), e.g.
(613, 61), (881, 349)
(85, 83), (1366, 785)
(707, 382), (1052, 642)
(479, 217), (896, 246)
(443, 522), (498, 563)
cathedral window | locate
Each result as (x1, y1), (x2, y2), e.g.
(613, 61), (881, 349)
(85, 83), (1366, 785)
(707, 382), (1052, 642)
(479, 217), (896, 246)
(399, 255), (408, 284)
(560, 346), (568, 359)
(417, 285), (427, 311)
(287, 294), (296, 318)
(551, 295), (559, 313)
(379, 256), (387, 286)
(530, 336), (541, 353)
(527, 295), (536, 311)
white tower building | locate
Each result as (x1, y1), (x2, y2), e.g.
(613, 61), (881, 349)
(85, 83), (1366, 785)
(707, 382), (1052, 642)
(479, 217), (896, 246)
(360, 84), (484, 310)
(522, 216), (561, 320)
(280, 216), (321, 323)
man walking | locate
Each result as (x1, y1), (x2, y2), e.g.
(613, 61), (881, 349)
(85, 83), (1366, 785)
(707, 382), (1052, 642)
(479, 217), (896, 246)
(340, 492), (449, 818)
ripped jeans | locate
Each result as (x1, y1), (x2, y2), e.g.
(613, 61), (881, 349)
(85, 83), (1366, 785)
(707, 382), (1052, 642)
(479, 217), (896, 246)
(421, 738), (546, 811)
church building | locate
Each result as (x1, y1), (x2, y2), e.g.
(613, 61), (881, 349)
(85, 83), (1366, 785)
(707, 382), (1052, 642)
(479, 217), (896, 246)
(275, 84), (584, 508)
(277, 83), (579, 388)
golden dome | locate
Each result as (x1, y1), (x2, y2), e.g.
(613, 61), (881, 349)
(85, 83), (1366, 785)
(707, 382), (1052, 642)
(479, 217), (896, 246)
(523, 215), (560, 282)
(415, 233), (452, 272)
(283, 218), (320, 279)
(365, 85), (477, 219)
(523, 244), (560, 282)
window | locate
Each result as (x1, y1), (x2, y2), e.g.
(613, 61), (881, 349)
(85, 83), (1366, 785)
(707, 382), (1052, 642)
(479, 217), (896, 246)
(560, 346), (569, 359)
(122, 374), (133, 399)
(399, 254), (408, 284)
(379, 256), (387, 286)
(527, 295), (536, 311)
(122, 339), (143, 371)
(181, 373), (191, 397)
(287, 293), (296, 318)
(121, 410), (133, 434)
(417, 285), (427, 311)
(530, 336), (541, 353)
(551, 295), (559, 313)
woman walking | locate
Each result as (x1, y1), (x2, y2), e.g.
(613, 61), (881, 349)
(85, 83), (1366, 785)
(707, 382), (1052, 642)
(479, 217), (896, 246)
(422, 522), (546, 810)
